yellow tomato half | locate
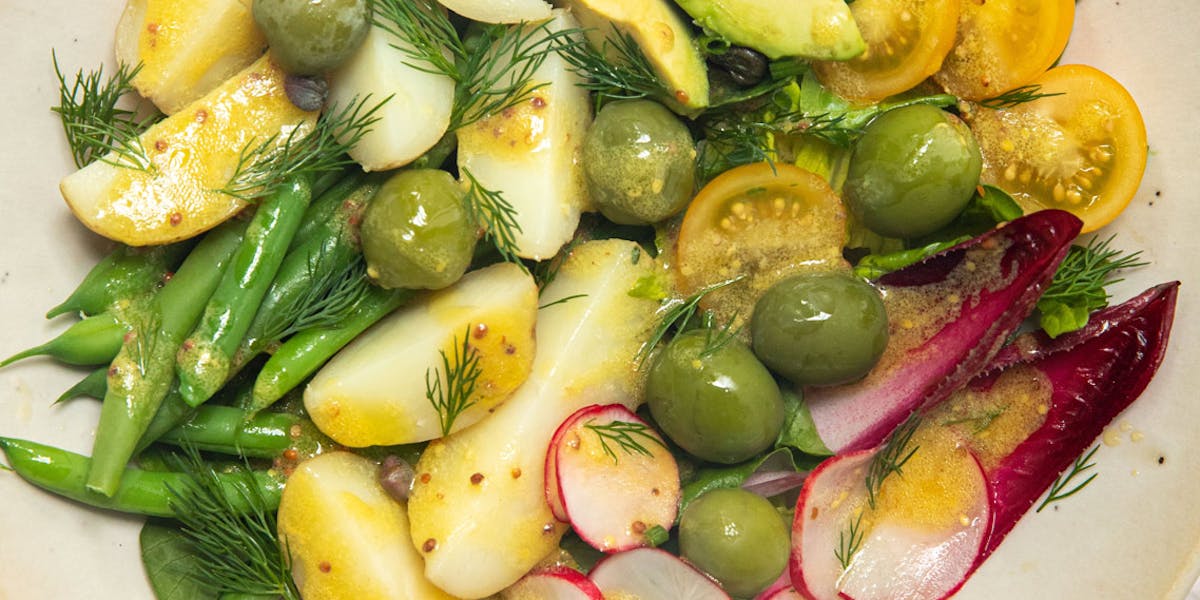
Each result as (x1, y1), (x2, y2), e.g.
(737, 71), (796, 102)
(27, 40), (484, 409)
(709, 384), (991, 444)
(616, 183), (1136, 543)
(966, 64), (1147, 233)
(934, 0), (1075, 101)
(813, 0), (961, 104)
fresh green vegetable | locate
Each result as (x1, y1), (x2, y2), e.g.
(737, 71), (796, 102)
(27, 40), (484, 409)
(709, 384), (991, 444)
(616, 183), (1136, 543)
(645, 329), (784, 464)
(51, 53), (159, 171)
(678, 488), (791, 597)
(164, 446), (300, 599)
(775, 389), (832, 457)
(249, 287), (415, 413)
(1, 312), (127, 367)
(1037, 236), (1146, 338)
(252, 0), (371, 75)
(289, 170), (367, 249)
(56, 367), (109, 404)
(751, 272), (889, 386)
(582, 99), (696, 225)
(88, 219), (247, 497)
(158, 406), (304, 459)
(140, 521), (219, 600)
(680, 447), (809, 511)
(0, 437), (282, 518)
(360, 169), (476, 290)
(177, 178), (314, 407)
(46, 242), (189, 318)
(374, 0), (578, 130)
(843, 104), (983, 238)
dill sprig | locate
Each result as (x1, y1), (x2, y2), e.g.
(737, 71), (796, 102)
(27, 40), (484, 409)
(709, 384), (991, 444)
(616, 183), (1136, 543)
(374, 0), (579, 130)
(539, 293), (588, 309)
(636, 275), (745, 367)
(221, 96), (385, 200)
(260, 256), (373, 344)
(166, 447), (299, 599)
(461, 168), (526, 270)
(1042, 235), (1146, 309)
(51, 53), (160, 171)
(1036, 445), (1100, 512)
(697, 311), (742, 359)
(1037, 235), (1146, 338)
(864, 414), (921, 509)
(584, 419), (667, 465)
(553, 26), (670, 108)
(979, 84), (1065, 110)
(426, 326), (484, 436)
(835, 512), (865, 570)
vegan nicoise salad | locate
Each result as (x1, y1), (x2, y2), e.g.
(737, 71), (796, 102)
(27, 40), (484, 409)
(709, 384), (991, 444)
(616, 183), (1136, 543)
(0, 0), (1183, 599)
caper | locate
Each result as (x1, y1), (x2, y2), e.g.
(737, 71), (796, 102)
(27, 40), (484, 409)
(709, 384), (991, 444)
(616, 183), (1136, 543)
(679, 488), (790, 597)
(360, 169), (477, 290)
(751, 272), (888, 386)
(843, 104), (983, 239)
(582, 100), (696, 226)
(253, 0), (371, 75)
(645, 329), (784, 464)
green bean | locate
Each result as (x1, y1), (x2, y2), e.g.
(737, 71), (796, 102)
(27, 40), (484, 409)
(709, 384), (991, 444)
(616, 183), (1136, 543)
(157, 405), (301, 458)
(88, 219), (247, 497)
(291, 169), (367, 247)
(55, 367), (109, 404)
(176, 177), (314, 408)
(309, 167), (347, 203)
(0, 437), (283, 517)
(233, 174), (384, 371)
(1, 312), (127, 368)
(249, 287), (414, 413)
(135, 387), (195, 454)
(45, 242), (190, 319)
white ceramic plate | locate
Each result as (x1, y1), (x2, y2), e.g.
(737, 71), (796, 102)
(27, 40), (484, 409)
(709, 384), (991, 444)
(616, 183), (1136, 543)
(1, 2), (1198, 599)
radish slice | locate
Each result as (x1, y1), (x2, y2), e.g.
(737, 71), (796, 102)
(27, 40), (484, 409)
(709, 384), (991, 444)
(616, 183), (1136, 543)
(550, 404), (680, 552)
(544, 415), (570, 523)
(502, 566), (603, 600)
(792, 430), (991, 600)
(753, 571), (799, 600)
(589, 547), (730, 600)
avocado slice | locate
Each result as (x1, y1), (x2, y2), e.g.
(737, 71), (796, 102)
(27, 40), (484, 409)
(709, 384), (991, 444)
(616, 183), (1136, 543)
(674, 0), (865, 60)
(563, 0), (709, 113)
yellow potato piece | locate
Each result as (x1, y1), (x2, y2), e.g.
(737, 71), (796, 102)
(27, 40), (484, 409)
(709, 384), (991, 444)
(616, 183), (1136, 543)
(305, 262), (538, 446)
(59, 54), (316, 246)
(277, 452), (456, 600)
(116, 0), (267, 114)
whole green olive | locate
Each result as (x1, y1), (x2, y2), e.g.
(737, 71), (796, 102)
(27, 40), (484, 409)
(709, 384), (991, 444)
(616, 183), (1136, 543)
(360, 169), (477, 290)
(582, 99), (696, 225)
(253, 0), (371, 75)
(645, 329), (783, 464)
(679, 488), (790, 597)
(751, 272), (888, 386)
(843, 104), (983, 238)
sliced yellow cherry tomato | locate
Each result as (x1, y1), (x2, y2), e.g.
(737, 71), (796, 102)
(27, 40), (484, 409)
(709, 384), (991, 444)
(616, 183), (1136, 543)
(674, 163), (847, 328)
(812, 0), (961, 104)
(934, 0), (1075, 101)
(966, 64), (1147, 233)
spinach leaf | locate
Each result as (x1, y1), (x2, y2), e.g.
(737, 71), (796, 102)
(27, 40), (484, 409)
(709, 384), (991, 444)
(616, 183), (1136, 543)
(140, 520), (218, 600)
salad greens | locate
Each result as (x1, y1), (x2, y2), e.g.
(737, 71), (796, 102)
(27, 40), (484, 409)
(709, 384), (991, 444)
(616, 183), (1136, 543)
(0, 0), (1170, 599)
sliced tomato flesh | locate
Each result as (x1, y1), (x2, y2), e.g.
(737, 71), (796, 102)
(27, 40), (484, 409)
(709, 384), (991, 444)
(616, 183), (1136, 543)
(813, 0), (961, 104)
(674, 163), (847, 329)
(935, 0), (1075, 101)
(966, 64), (1147, 233)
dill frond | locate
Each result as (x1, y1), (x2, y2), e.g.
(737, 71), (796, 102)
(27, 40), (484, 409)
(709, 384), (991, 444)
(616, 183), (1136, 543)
(51, 53), (160, 171)
(426, 326), (484, 436)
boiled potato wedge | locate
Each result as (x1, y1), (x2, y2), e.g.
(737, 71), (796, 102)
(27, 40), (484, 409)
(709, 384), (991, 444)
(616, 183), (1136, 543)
(407, 240), (662, 598)
(60, 55), (317, 246)
(115, 0), (266, 115)
(277, 452), (455, 600)
(305, 262), (538, 446)
(456, 10), (592, 260)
